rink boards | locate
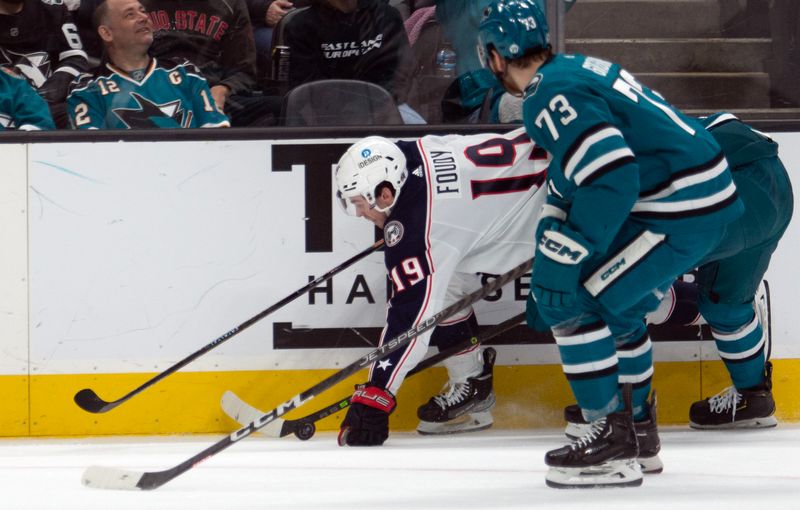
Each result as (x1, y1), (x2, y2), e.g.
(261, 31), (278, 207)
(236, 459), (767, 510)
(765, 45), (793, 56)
(0, 130), (798, 437)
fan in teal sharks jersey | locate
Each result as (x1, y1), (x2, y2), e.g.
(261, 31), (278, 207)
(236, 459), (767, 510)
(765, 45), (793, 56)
(0, 66), (55, 130)
(66, 0), (229, 129)
(479, 0), (744, 489)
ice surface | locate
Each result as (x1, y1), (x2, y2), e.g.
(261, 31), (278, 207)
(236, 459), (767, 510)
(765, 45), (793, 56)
(1, 426), (798, 509)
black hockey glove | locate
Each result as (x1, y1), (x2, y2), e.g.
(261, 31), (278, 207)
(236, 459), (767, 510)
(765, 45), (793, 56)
(338, 383), (396, 447)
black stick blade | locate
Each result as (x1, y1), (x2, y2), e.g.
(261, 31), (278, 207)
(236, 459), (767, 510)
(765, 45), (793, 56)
(74, 388), (119, 414)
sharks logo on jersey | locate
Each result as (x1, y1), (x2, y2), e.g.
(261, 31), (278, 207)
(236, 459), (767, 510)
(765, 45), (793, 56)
(1, 49), (52, 88)
(0, 0), (88, 103)
(114, 92), (188, 129)
(67, 58), (229, 129)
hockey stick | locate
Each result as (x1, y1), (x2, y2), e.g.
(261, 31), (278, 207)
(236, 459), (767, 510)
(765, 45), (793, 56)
(221, 311), (527, 440)
(81, 258), (532, 491)
(74, 239), (385, 414)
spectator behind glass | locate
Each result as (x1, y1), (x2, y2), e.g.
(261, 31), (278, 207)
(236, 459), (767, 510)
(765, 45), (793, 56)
(66, 0), (230, 129)
(0, 66), (56, 130)
(247, 0), (311, 84)
(0, 0), (89, 128)
(141, 0), (275, 126)
(283, 0), (424, 123)
(434, 0), (575, 122)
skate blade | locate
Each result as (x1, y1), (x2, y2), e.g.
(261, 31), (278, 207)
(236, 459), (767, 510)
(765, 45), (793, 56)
(689, 415), (778, 430)
(417, 411), (493, 435)
(545, 459), (643, 489)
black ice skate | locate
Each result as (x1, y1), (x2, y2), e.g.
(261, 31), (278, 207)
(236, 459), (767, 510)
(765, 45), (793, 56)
(416, 347), (496, 435)
(689, 361), (777, 429)
(545, 385), (642, 489)
(564, 391), (663, 474)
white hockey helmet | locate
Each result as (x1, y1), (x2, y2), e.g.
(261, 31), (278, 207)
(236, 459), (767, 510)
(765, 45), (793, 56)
(335, 136), (408, 216)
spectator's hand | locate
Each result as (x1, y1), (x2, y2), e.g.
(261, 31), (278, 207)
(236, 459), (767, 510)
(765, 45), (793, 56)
(210, 85), (231, 112)
(266, 0), (294, 27)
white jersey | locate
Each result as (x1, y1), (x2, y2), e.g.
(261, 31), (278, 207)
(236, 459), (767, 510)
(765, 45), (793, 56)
(371, 128), (550, 393)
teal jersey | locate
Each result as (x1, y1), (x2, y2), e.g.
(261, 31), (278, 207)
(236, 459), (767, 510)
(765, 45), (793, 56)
(0, 67), (55, 130)
(522, 54), (743, 254)
(699, 112), (779, 168)
(67, 58), (230, 129)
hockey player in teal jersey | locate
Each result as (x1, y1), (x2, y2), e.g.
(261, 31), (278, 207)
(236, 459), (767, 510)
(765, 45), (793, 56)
(566, 113), (792, 433)
(66, 0), (229, 129)
(0, 67), (55, 130)
(479, 0), (743, 488)
(686, 113), (793, 428)
(555, 112), (792, 474)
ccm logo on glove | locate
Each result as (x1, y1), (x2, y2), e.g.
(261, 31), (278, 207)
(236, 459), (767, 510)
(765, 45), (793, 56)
(539, 229), (590, 265)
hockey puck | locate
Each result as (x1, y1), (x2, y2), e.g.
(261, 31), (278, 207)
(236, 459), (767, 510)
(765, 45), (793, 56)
(294, 422), (316, 441)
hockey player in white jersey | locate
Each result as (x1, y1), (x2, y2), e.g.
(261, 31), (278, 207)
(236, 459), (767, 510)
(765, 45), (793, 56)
(335, 128), (549, 446)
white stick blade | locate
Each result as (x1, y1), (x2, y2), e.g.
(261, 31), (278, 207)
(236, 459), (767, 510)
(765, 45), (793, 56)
(82, 466), (144, 490)
(221, 390), (284, 438)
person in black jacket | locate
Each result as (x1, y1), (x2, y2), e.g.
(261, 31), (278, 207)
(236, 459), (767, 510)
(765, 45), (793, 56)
(141, 0), (274, 125)
(246, 0), (311, 82)
(0, 0), (89, 127)
(283, 0), (417, 116)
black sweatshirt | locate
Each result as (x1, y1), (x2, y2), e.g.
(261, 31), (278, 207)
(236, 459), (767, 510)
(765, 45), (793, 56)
(283, 0), (414, 102)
